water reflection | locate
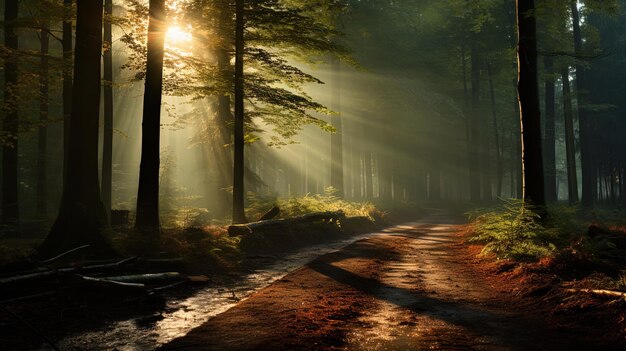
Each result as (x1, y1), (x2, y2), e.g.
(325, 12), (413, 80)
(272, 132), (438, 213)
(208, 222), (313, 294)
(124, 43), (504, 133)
(59, 231), (381, 350)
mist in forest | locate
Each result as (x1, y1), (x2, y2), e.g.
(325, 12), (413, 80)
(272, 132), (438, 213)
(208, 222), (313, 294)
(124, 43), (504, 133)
(1, 0), (626, 240)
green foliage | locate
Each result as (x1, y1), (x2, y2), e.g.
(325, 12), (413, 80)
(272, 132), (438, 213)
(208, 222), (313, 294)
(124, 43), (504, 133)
(467, 199), (560, 261)
(246, 186), (378, 220)
(119, 0), (351, 146)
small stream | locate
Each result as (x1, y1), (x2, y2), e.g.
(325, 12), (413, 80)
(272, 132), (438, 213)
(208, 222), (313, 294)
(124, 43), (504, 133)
(56, 231), (381, 350)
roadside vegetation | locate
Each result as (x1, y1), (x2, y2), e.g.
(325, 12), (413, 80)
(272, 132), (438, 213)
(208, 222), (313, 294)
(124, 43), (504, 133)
(465, 200), (626, 348)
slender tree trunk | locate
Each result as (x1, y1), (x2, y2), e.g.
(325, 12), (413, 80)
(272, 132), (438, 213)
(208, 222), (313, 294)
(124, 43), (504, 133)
(63, 0), (73, 176)
(517, 0), (546, 210)
(2, 0), (19, 225)
(514, 84), (523, 199)
(330, 58), (343, 197)
(232, 0), (247, 223)
(135, 0), (166, 230)
(39, 0), (110, 257)
(214, 47), (233, 217)
(101, 0), (113, 220)
(487, 61), (503, 198)
(562, 70), (579, 204)
(37, 25), (50, 217)
(345, 125), (354, 198)
(571, 1), (594, 207)
(543, 56), (557, 202)
(469, 41), (481, 202)
(364, 150), (373, 199)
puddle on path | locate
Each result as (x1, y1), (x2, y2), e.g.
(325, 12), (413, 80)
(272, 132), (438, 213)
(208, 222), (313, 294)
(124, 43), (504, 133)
(57, 231), (386, 351)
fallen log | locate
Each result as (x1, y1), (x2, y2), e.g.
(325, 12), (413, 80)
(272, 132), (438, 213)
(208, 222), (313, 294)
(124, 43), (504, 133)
(564, 288), (626, 299)
(258, 206), (280, 221)
(73, 274), (146, 291)
(0, 256), (138, 285)
(228, 211), (345, 236)
(99, 272), (182, 284)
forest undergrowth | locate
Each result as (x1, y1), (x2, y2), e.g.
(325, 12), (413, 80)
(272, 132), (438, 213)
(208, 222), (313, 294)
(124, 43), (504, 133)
(465, 200), (626, 347)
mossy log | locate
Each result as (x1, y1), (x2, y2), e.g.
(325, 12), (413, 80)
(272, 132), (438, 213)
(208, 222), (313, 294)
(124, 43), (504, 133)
(228, 211), (345, 236)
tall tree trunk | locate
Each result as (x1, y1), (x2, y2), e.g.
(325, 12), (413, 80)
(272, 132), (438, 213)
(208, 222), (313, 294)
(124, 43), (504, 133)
(39, 0), (110, 257)
(232, 0), (247, 224)
(37, 25), (50, 217)
(330, 58), (343, 197)
(2, 0), (19, 225)
(345, 125), (354, 198)
(543, 56), (557, 202)
(213, 47), (233, 218)
(63, 0), (73, 177)
(211, 0), (233, 218)
(562, 70), (579, 204)
(487, 61), (503, 198)
(364, 150), (373, 199)
(135, 0), (166, 230)
(517, 0), (546, 210)
(571, 1), (594, 207)
(514, 83), (523, 199)
(469, 41), (481, 202)
(101, 0), (113, 220)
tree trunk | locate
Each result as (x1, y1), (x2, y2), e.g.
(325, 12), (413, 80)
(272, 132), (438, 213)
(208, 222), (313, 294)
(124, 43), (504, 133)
(212, 0), (234, 218)
(469, 41), (481, 202)
(135, 0), (166, 231)
(232, 0), (247, 224)
(63, 0), (73, 178)
(562, 70), (579, 204)
(330, 58), (343, 197)
(102, 0), (113, 220)
(364, 150), (373, 199)
(214, 47), (233, 218)
(2, 0), (19, 225)
(37, 25), (50, 218)
(571, 1), (595, 207)
(39, 0), (111, 257)
(543, 56), (557, 202)
(517, 0), (546, 210)
(487, 61), (503, 198)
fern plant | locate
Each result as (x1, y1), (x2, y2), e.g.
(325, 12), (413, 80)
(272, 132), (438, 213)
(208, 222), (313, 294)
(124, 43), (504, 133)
(467, 199), (559, 261)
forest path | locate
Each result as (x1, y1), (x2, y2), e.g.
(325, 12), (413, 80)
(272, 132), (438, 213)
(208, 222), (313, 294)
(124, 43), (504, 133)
(161, 209), (595, 351)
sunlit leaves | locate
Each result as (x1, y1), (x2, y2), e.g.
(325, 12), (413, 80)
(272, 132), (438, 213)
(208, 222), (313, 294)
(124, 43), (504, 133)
(118, 0), (349, 145)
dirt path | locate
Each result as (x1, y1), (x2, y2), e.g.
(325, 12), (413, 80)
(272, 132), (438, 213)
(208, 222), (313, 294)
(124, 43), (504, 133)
(161, 209), (599, 351)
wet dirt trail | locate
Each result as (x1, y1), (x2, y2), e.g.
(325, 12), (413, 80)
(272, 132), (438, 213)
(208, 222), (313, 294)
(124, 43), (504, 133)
(161, 209), (597, 351)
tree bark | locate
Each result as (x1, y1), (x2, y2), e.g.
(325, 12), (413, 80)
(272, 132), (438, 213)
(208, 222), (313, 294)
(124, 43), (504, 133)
(487, 61), (503, 198)
(39, 0), (111, 257)
(102, 0), (113, 220)
(517, 0), (546, 210)
(562, 70), (579, 204)
(232, 0), (247, 224)
(63, 0), (73, 179)
(37, 25), (50, 217)
(363, 150), (373, 199)
(135, 0), (166, 231)
(543, 56), (557, 202)
(2, 0), (19, 225)
(570, 1), (595, 207)
(469, 40), (481, 202)
(330, 58), (344, 197)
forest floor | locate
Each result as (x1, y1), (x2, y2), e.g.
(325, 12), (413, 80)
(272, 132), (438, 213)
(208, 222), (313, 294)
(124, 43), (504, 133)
(161, 209), (622, 351)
